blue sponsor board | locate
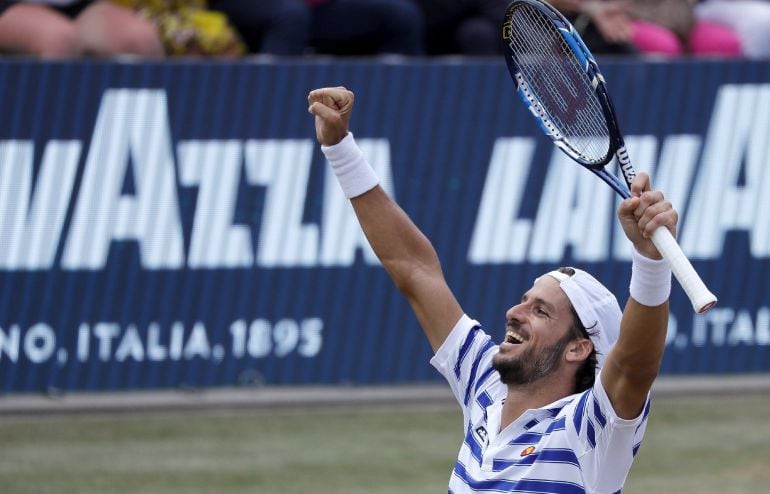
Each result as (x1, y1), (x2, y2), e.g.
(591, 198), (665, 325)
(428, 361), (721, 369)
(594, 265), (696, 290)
(0, 58), (768, 392)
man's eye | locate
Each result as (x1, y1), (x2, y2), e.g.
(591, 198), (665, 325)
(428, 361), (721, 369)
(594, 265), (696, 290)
(536, 308), (549, 317)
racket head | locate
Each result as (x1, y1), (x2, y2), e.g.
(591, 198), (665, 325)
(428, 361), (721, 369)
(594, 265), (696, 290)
(502, 0), (620, 169)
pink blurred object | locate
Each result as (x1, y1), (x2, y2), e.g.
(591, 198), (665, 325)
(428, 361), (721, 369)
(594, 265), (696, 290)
(689, 21), (743, 57)
(631, 20), (683, 56)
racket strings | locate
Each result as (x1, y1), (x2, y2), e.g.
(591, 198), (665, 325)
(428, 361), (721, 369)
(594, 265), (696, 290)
(507, 5), (610, 163)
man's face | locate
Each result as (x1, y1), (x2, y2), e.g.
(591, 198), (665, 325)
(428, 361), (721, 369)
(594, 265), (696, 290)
(492, 276), (577, 385)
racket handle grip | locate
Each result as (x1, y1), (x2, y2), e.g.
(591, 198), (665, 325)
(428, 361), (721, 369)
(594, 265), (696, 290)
(650, 227), (717, 313)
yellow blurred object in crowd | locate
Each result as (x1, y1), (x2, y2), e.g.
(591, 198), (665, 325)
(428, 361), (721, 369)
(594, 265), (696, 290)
(111, 0), (245, 57)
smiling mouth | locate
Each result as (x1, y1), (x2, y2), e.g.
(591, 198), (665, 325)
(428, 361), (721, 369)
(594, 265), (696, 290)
(505, 329), (525, 344)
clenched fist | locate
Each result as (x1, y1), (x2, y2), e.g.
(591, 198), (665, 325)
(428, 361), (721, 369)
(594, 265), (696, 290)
(308, 86), (355, 146)
(616, 172), (678, 260)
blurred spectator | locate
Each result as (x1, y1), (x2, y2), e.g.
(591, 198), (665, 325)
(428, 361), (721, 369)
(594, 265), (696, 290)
(696, 0), (770, 58)
(310, 0), (424, 56)
(411, 0), (509, 55)
(0, 0), (163, 58)
(112, 0), (246, 57)
(630, 0), (742, 57)
(547, 0), (638, 54)
(628, 0), (694, 56)
(207, 0), (307, 56)
(208, 0), (424, 56)
(548, 0), (745, 57)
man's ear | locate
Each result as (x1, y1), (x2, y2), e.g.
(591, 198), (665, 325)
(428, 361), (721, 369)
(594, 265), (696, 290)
(565, 338), (593, 363)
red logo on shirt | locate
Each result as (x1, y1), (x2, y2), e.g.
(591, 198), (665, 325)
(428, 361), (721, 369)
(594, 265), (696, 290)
(520, 446), (536, 457)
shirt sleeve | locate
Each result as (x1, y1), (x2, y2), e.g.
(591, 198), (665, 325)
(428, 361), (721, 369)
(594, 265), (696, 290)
(568, 368), (652, 493)
(429, 314), (500, 411)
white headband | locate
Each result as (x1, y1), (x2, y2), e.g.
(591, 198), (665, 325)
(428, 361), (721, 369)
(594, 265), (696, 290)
(541, 269), (622, 372)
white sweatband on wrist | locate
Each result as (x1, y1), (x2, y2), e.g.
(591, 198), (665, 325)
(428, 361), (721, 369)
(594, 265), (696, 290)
(629, 247), (672, 307)
(321, 132), (379, 199)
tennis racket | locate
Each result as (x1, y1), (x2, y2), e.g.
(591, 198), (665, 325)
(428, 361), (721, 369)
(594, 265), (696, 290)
(502, 0), (717, 313)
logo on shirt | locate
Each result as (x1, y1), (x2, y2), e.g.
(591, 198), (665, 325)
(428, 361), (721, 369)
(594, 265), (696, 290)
(520, 446), (536, 457)
(474, 426), (489, 447)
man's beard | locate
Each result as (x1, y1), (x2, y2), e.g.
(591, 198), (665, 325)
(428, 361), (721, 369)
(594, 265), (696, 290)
(492, 331), (573, 386)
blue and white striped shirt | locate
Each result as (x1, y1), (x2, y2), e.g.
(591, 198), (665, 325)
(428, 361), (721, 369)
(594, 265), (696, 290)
(430, 315), (651, 494)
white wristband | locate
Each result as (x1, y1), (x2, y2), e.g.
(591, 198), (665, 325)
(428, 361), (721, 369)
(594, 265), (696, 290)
(630, 247), (672, 307)
(321, 132), (379, 199)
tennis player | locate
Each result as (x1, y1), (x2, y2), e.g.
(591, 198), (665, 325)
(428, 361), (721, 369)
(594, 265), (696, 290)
(309, 86), (675, 493)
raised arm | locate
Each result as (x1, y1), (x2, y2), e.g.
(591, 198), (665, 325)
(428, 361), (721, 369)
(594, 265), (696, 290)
(308, 87), (463, 351)
(602, 172), (676, 419)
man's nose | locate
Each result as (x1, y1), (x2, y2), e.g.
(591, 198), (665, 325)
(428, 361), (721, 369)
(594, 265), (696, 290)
(505, 304), (525, 322)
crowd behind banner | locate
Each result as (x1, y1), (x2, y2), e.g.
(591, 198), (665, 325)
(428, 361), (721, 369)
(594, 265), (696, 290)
(0, 0), (769, 59)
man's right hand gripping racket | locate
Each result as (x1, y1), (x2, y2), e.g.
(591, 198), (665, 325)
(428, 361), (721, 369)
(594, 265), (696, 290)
(502, 0), (717, 313)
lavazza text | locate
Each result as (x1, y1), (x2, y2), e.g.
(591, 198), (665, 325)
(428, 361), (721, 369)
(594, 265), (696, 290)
(1, 85), (769, 369)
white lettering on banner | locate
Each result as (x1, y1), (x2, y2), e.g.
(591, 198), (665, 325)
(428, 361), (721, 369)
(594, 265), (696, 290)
(93, 322), (120, 361)
(147, 323), (167, 360)
(91, 320), (213, 361)
(169, 322), (185, 360)
(690, 307), (770, 347)
(23, 323), (55, 363)
(0, 90), (393, 270)
(0, 140), (80, 269)
(77, 323), (89, 361)
(680, 84), (770, 258)
(178, 140), (253, 268)
(0, 318), (324, 364)
(468, 138), (534, 263)
(115, 324), (145, 362)
(1, 85), (769, 270)
(24, 323), (56, 363)
(2, 308), (767, 366)
(62, 89), (185, 269)
(245, 140), (318, 267)
(0, 324), (20, 362)
(527, 150), (614, 262)
(185, 322), (211, 359)
(468, 135), (702, 263)
(229, 318), (323, 358)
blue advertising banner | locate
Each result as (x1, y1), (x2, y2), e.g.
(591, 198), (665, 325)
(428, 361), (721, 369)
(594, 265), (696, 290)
(0, 58), (768, 392)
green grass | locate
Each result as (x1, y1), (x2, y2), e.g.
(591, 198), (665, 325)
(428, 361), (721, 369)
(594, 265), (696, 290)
(1, 395), (769, 493)
(624, 395), (770, 494)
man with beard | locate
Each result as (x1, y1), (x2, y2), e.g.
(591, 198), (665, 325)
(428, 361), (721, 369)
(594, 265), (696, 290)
(308, 86), (675, 493)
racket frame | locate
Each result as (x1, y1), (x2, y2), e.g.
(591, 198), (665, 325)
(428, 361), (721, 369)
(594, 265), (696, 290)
(502, 0), (717, 313)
